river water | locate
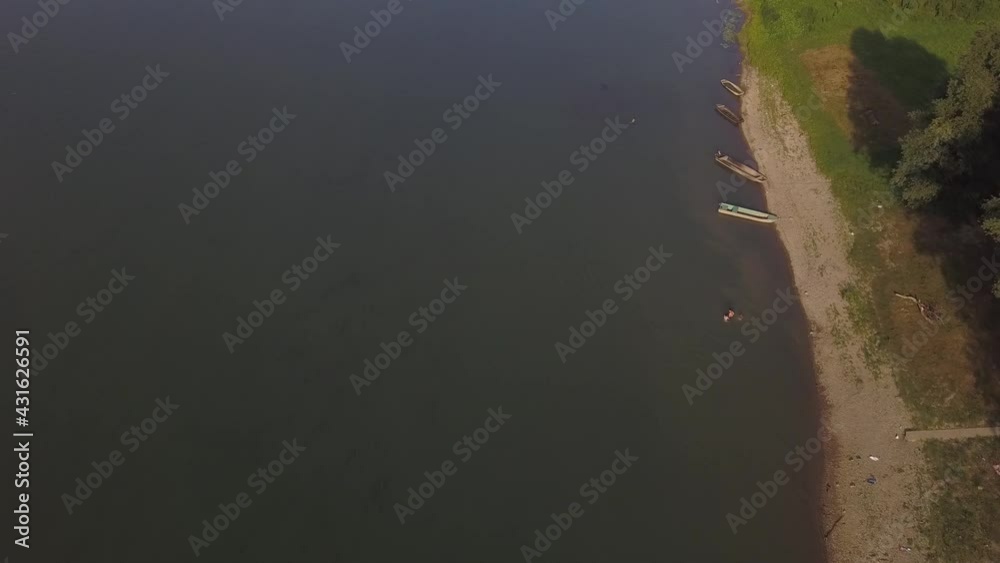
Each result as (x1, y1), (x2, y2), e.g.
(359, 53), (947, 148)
(4, 0), (826, 561)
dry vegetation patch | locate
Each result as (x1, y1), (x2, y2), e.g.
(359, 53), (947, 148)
(871, 210), (991, 427)
(800, 45), (911, 159)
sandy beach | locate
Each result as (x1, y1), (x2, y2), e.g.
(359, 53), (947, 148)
(739, 65), (931, 563)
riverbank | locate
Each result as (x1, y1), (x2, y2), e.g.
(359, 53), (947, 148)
(738, 66), (929, 562)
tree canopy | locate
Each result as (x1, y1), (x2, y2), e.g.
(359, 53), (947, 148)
(891, 27), (1000, 294)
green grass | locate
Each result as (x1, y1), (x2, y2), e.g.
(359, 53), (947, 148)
(739, 1), (1000, 560)
(923, 438), (1000, 562)
(741, 0), (997, 422)
(742, 0), (999, 213)
(839, 281), (883, 375)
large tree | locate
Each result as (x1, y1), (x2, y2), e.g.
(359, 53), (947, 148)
(891, 27), (1000, 207)
(891, 27), (1000, 295)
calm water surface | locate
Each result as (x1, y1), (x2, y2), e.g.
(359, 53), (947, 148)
(3, 1), (826, 561)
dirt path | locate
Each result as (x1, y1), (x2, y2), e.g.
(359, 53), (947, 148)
(739, 65), (929, 563)
(905, 427), (1000, 441)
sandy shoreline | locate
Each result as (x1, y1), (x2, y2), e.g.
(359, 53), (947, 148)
(738, 65), (930, 563)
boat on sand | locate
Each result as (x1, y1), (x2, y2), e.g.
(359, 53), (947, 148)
(721, 79), (745, 97)
(717, 203), (778, 224)
(714, 151), (767, 183)
(715, 104), (742, 125)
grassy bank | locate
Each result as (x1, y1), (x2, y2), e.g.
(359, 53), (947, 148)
(738, 1), (1000, 561)
(923, 437), (1000, 560)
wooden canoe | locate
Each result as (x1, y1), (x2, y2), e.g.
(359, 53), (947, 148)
(721, 79), (745, 97)
(715, 104), (743, 125)
(717, 203), (777, 223)
(714, 151), (766, 183)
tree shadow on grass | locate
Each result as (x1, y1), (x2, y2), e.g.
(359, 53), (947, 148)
(909, 219), (1000, 425)
(846, 28), (949, 172)
(846, 28), (1000, 424)
(909, 101), (1000, 424)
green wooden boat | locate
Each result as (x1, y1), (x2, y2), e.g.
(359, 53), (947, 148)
(717, 203), (778, 224)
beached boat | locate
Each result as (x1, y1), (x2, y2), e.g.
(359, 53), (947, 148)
(715, 104), (742, 125)
(721, 79), (745, 97)
(714, 151), (767, 183)
(717, 203), (778, 224)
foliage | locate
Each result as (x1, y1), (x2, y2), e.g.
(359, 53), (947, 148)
(984, 197), (1000, 240)
(922, 438), (1000, 563)
(742, 2), (1000, 559)
(891, 28), (1000, 296)
(893, 0), (993, 19)
(891, 27), (1000, 206)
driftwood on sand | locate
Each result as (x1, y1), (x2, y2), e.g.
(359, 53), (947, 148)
(894, 292), (944, 323)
